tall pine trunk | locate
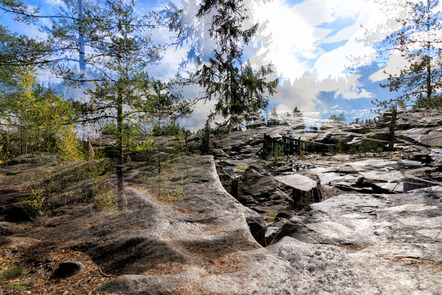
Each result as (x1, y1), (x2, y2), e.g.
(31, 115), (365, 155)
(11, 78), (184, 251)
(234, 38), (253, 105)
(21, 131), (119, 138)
(78, 0), (86, 83)
(388, 108), (397, 151)
(117, 87), (127, 210)
(426, 58), (432, 109)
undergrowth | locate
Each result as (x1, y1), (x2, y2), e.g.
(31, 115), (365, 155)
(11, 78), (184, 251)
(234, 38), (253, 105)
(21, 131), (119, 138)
(140, 159), (185, 202)
(0, 249), (33, 292)
(8, 157), (116, 215)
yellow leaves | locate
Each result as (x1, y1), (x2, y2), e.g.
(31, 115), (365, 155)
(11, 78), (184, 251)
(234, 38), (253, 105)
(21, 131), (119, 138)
(56, 128), (84, 161)
(10, 66), (79, 154)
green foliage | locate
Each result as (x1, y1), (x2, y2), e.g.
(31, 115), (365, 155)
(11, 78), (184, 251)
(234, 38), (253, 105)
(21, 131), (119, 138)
(0, 24), (51, 69)
(23, 186), (47, 216)
(135, 140), (155, 153)
(0, 251), (33, 292)
(293, 190), (315, 210)
(50, 159), (113, 189)
(70, 1), (192, 166)
(0, 261), (27, 282)
(6, 279), (35, 292)
(349, 144), (358, 154)
(241, 171), (262, 185)
(376, 0), (441, 110)
(195, 0), (278, 127)
(211, 122), (231, 136)
(337, 141), (345, 153)
(263, 211), (278, 222)
(93, 183), (118, 211)
(18, 158), (114, 215)
(329, 112), (345, 123)
(56, 129), (84, 161)
(170, 130), (188, 155)
(104, 122), (144, 154)
(152, 122), (185, 136)
(414, 92), (442, 110)
(266, 145), (285, 170)
(1, 67), (80, 158)
(142, 80), (194, 135)
(1, 0), (192, 166)
(141, 160), (185, 202)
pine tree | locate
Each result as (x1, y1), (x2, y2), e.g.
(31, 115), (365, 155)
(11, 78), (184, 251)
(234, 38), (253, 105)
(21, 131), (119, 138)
(195, 0), (277, 128)
(141, 80), (194, 135)
(376, 0), (441, 110)
(77, 0), (163, 208)
(0, 24), (51, 69)
(2, 0), (191, 209)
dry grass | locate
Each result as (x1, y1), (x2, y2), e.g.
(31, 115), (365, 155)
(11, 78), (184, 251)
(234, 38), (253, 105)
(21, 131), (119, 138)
(0, 245), (113, 295)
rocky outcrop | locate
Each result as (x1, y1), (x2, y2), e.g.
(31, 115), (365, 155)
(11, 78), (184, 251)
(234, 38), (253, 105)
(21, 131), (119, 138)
(272, 186), (441, 252)
(236, 168), (293, 212)
(268, 236), (440, 295)
(304, 158), (441, 194)
(1, 154), (440, 294)
(275, 173), (322, 209)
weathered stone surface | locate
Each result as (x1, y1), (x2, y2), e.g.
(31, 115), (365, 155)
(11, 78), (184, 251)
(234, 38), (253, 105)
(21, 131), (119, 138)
(421, 129), (442, 147)
(301, 159), (441, 194)
(236, 168), (293, 213)
(272, 186), (442, 253)
(276, 174), (317, 191)
(0, 221), (16, 236)
(242, 206), (267, 247)
(275, 173), (322, 209)
(2, 151), (441, 294)
(267, 236), (441, 295)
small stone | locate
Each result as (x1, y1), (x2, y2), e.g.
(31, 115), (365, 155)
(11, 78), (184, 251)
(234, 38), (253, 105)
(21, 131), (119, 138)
(50, 261), (85, 279)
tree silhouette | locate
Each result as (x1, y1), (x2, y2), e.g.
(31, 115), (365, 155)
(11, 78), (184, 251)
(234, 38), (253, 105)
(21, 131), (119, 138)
(376, 0), (441, 110)
(195, 0), (278, 128)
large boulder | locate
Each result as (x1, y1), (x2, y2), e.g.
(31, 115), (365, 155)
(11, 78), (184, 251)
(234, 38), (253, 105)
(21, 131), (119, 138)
(421, 129), (442, 147)
(275, 173), (322, 209)
(237, 168), (293, 213)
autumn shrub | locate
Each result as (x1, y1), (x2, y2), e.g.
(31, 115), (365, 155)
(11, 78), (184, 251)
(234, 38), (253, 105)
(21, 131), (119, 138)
(56, 128), (84, 161)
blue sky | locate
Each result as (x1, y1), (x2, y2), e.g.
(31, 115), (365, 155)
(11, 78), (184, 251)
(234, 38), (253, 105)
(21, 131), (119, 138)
(1, 0), (441, 129)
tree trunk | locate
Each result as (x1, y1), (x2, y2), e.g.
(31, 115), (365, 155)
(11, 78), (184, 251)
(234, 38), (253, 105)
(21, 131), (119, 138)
(388, 108), (397, 151)
(117, 89), (127, 210)
(78, 0), (86, 83)
(426, 57), (432, 109)
(201, 120), (210, 155)
(425, 0), (432, 109)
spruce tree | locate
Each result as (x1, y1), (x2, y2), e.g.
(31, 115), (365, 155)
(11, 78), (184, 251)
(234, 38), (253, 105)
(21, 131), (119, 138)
(195, 0), (277, 128)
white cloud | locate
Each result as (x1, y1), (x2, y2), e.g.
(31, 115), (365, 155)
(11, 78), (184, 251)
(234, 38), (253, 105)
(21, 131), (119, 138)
(322, 25), (359, 44)
(43, 0), (66, 7)
(369, 53), (407, 82)
(252, 0), (322, 79)
(271, 72), (331, 113)
(178, 99), (216, 132)
(252, 0), (411, 83)
(333, 74), (373, 99)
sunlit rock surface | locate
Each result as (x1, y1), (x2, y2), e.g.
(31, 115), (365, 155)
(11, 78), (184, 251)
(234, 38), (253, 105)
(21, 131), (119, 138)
(1, 154), (440, 294)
